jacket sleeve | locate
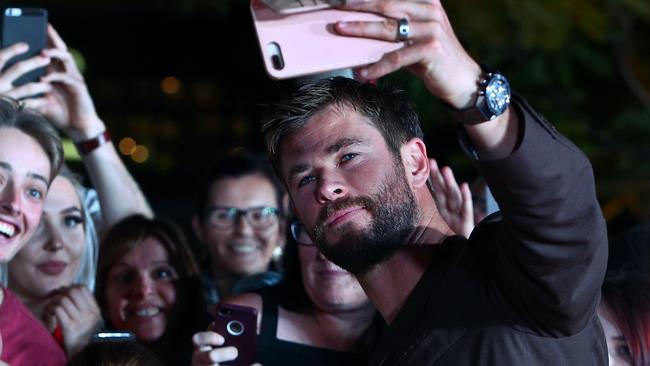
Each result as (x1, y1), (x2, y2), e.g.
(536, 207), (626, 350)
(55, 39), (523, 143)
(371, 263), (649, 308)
(461, 95), (608, 336)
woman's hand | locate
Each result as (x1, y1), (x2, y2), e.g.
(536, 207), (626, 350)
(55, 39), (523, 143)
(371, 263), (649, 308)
(191, 331), (242, 366)
(43, 285), (102, 357)
(21, 24), (104, 141)
(429, 159), (474, 238)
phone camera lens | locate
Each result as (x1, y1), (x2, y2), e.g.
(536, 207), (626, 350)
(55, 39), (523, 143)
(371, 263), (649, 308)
(227, 320), (244, 336)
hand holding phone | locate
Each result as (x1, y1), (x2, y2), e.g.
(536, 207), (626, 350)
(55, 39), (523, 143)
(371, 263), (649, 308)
(0, 8), (48, 87)
(211, 303), (258, 366)
(251, 0), (404, 80)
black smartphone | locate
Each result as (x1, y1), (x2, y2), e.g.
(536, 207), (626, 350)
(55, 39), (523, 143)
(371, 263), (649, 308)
(213, 303), (258, 366)
(1, 7), (48, 86)
(90, 331), (136, 343)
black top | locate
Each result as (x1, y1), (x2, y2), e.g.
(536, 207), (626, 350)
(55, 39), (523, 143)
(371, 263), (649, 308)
(369, 97), (609, 365)
(254, 289), (366, 366)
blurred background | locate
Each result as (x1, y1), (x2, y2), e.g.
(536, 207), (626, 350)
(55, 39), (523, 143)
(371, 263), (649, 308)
(6, 0), (650, 270)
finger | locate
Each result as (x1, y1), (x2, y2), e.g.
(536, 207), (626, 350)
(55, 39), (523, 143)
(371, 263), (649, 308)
(193, 332), (225, 348)
(21, 97), (50, 111)
(338, 0), (437, 22)
(3, 82), (51, 100)
(193, 346), (238, 365)
(0, 42), (29, 69)
(54, 304), (74, 328)
(0, 55), (50, 87)
(440, 166), (462, 212)
(47, 24), (68, 50)
(41, 48), (82, 79)
(460, 182), (474, 224)
(335, 19), (433, 43)
(41, 72), (85, 92)
(58, 294), (83, 316)
(358, 40), (432, 80)
(428, 159), (447, 202)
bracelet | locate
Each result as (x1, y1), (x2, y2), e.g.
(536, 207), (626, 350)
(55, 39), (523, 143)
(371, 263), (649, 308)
(75, 130), (111, 156)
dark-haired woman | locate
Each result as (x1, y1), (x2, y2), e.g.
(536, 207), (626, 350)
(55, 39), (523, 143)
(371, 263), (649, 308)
(97, 215), (207, 366)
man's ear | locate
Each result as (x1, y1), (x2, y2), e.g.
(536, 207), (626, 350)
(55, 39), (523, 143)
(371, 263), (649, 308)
(400, 138), (430, 190)
(191, 215), (205, 244)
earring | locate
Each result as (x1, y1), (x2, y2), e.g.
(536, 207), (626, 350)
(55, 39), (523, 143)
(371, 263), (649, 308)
(272, 246), (283, 261)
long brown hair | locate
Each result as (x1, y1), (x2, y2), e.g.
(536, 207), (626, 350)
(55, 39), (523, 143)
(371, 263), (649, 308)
(96, 214), (206, 365)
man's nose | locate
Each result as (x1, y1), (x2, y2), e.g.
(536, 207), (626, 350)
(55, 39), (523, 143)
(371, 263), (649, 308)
(0, 179), (21, 216)
(316, 174), (347, 203)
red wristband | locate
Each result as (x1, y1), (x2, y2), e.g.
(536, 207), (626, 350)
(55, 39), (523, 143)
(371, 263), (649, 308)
(75, 130), (111, 155)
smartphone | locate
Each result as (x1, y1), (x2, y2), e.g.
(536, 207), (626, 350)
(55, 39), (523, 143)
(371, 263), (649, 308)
(213, 303), (258, 366)
(90, 331), (136, 343)
(0, 7), (48, 87)
(251, 0), (404, 80)
(262, 0), (334, 14)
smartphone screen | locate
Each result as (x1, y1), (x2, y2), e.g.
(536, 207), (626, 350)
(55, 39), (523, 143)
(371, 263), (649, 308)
(1, 7), (48, 86)
(213, 303), (258, 366)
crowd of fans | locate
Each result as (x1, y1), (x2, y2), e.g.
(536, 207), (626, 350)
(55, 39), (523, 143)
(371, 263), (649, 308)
(0, 1), (647, 366)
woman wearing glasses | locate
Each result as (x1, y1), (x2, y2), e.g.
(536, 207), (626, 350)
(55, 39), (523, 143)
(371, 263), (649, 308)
(191, 220), (379, 366)
(192, 151), (287, 307)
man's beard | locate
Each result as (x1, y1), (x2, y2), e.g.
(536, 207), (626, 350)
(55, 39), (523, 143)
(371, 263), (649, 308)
(312, 161), (418, 275)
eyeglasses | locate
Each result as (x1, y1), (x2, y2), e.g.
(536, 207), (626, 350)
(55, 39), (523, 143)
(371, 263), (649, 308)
(204, 206), (280, 229)
(290, 220), (314, 246)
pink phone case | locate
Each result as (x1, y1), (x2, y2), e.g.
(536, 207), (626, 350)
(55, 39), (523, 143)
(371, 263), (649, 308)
(251, 0), (404, 80)
(213, 303), (258, 366)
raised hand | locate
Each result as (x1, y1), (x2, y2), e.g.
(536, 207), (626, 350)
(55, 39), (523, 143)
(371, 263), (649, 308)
(43, 285), (102, 357)
(0, 42), (52, 98)
(429, 159), (474, 238)
(334, 0), (482, 109)
(21, 24), (104, 141)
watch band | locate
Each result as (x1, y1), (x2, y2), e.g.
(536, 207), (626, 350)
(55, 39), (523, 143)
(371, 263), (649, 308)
(446, 64), (510, 125)
(75, 130), (111, 155)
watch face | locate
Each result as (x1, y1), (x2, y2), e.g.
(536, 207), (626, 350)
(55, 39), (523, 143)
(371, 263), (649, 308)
(485, 74), (511, 116)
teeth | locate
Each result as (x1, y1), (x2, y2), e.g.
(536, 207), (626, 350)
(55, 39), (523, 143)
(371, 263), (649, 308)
(0, 221), (15, 238)
(231, 245), (256, 254)
(134, 307), (160, 317)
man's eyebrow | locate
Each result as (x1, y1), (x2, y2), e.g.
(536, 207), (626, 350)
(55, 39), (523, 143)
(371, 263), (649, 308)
(287, 137), (365, 180)
(289, 163), (310, 180)
(26, 172), (49, 186)
(325, 137), (364, 155)
(0, 161), (49, 186)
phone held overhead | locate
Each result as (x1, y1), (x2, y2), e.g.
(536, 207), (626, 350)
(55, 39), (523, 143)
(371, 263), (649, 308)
(251, 0), (404, 80)
(0, 7), (48, 87)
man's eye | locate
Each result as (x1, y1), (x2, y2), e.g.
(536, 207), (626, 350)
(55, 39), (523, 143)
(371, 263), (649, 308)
(340, 153), (358, 163)
(27, 188), (44, 200)
(298, 176), (315, 187)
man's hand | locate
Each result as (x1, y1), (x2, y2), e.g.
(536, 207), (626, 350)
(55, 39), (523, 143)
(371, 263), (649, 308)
(429, 159), (474, 238)
(334, 0), (482, 109)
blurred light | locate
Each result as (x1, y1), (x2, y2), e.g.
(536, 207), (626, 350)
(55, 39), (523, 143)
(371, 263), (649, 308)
(69, 48), (87, 74)
(62, 139), (81, 161)
(161, 76), (181, 94)
(118, 137), (137, 155)
(131, 145), (149, 163)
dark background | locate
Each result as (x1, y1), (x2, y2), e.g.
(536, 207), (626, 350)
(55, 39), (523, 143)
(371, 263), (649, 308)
(4, 0), (650, 267)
